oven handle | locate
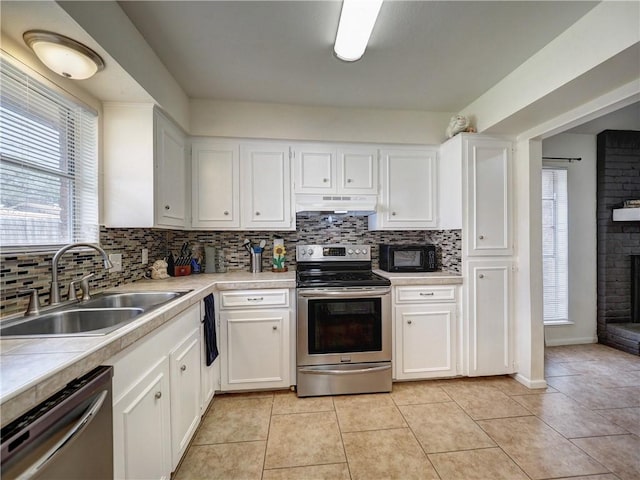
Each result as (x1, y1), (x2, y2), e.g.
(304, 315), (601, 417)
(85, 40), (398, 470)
(298, 288), (391, 298)
(298, 364), (391, 375)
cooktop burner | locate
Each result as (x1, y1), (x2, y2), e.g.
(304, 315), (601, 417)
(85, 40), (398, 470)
(296, 244), (391, 288)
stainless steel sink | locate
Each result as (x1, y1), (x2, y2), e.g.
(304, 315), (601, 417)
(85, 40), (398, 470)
(0, 290), (189, 338)
(82, 291), (183, 309)
(0, 308), (144, 337)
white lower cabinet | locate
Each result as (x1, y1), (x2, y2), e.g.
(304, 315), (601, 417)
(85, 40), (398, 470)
(109, 303), (204, 479)
(113, 357), (171, 480)
(393, 285), (458, 380)
(169, 327), (201, 470)
(466, 260), (514, 376)
(219, 289), (292, 391)
(200, 322), (219, 413)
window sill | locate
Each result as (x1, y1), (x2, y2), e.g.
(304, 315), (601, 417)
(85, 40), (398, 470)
(544, 320), (575, 327)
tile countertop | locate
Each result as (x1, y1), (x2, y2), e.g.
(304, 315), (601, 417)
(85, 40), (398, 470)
(374, 270), (463, 285)
(0, 270), (296, 427)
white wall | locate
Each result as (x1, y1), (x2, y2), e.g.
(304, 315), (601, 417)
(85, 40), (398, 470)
(542, 133), (598, 345)
(190, 99), (453, 145)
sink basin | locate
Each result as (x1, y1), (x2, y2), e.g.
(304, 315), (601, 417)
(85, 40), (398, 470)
(82, 291), (184, 309)
(0, 308), (144, 337)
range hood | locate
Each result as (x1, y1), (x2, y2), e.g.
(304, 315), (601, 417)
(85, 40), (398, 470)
(295, 194), (377, 216)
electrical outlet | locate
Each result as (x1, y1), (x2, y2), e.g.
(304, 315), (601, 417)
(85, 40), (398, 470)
(109, 253), (123, 273)
(141, 248), (149, 265)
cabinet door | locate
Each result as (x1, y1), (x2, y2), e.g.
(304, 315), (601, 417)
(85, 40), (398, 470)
(200, 321), (218, 413)
(155, 112), (187, 228)
(170, 328), (201, 470)
(395, 304), (457, 380)
(113, 357), (171, 480)
(294, 144), (336, 193)
(466, 260), (514, 376)
(240, 143), (293, 230)
(191, 140), (240, 229)
(220, 308), (290, 390)
(338, 146), (378, 194)
(373, 148), (438, 229)
(466, 138), (512, 255)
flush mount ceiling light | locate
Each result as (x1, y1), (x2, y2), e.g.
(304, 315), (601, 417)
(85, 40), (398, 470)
(334, 0), (383, 62)
(23, 30), (105, 80)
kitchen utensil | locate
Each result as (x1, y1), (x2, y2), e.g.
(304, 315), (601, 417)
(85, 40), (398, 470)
(259, 239), (266, 250)
(242, 238), (251, 254)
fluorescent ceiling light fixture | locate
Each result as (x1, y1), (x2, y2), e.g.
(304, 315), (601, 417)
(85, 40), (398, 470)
(23, 30), (105, 80)
(334, 0), (383, 62)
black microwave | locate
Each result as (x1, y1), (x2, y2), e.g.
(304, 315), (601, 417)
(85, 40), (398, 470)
(378, 244), (437, 272)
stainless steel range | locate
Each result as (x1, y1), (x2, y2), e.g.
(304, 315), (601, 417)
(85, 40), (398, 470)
(296, 244), (392, 397)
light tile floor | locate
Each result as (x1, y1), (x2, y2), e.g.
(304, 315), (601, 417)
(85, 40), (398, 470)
(175, 344), (640, 480)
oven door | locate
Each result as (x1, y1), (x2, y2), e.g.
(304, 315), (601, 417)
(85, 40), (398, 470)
(297, 287), (391, 366)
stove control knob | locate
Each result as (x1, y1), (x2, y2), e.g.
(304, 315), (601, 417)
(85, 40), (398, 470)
(362, 248), (368, 254)
(299, 248), (306, 256)
(307, 248), (314, 255)
(355, 249), (361, 254)
(347, 249), (354, 255)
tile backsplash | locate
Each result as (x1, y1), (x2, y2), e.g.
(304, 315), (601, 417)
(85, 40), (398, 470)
(1, 216), (461, 317)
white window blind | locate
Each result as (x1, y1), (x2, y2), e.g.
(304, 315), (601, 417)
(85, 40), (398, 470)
(0, 57), (98, 249)
(542, 167), (568, 323)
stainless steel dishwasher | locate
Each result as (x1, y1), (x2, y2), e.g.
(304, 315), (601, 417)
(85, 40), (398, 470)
(1, 366), (113, 479)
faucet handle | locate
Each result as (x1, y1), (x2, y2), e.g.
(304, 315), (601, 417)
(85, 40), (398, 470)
(79, 273), (95, 302)
(67, 280), (80, 302)
(18, 289), (40, 316)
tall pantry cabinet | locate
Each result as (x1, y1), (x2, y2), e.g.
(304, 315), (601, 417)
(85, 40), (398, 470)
(440, 133), (515, 377)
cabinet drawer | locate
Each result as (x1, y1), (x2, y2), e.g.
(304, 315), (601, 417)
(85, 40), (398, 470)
(220, 289), (289, 309)
(395, 285), (456, 303)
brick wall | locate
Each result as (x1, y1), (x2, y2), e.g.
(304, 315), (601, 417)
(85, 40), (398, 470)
(597, 130), (640, 348)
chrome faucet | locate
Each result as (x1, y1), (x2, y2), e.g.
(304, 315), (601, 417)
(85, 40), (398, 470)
(49, 243), (113, 305)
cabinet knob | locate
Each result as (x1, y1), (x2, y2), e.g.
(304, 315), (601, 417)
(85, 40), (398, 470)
(272, 325), (278, 330)
(224, 211), (229, 215)
(180, 364), (187, 372)
(407, 320), (412, 325)
(155, 391), (162, 399)
(479, 235), (484, 239)
(479, 274), (485, 279)
(323, 178), (328, 183)
(347, 178), (353, 183)
(255, 211), (261, 216)
(164, 205), (170, 210)
(391, 211), (397, 216)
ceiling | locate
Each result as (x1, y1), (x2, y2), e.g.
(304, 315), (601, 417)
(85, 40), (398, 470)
(117, 0), (599, 112)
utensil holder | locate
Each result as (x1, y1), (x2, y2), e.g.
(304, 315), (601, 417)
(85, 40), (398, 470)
(250, 252), (262, 273)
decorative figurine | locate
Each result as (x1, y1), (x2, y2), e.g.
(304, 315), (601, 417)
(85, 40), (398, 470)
(150, 259), (170, 279)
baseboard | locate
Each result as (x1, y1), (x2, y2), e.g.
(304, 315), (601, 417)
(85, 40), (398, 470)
(544, 336), (598, 347)
(511, 373), (548, 390)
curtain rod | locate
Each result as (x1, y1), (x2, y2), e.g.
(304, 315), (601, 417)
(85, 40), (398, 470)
(542, 156), (582, 162)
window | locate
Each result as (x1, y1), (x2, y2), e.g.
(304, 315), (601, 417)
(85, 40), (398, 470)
(0, 56), (98, 250)
(542, 167), (568, 324)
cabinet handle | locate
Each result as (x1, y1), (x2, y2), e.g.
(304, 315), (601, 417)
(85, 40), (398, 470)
(479, 274), (485, 279)
(255, 211), (261, 216)
(180, 365), (187, 372)
(347, 178), (353, 183)
(272, 325), (278, 330)
(391, 211), (397, 216)
(407, 320), (412, 324)
(247, 297), (264, 302)
(224, 211), (229, 215)
(419, 292), (435, 296)
(164, 205), (170, 210)
(479, 235), (484, 239)
(155, 391), (162, 399)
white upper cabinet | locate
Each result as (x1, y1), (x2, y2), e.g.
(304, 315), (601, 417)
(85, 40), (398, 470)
(155, 112), (188, 228)
(240, 143), (294, 230)
(103, 104), (188, 229)
(369, 147), (438, 230)
(465, 137), (513, 256)
(294, 143), (378, 195)
(191, 139), (240, 229)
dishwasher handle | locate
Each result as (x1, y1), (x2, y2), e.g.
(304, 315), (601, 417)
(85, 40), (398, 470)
(21, 389), (109, 479)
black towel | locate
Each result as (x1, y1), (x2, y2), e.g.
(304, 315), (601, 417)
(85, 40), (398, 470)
(203, 293), (219, 366)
